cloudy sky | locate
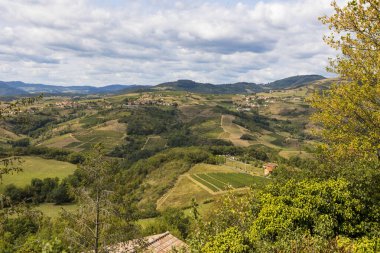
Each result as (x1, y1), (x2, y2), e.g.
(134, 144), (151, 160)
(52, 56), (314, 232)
(0, 0), (343, 86)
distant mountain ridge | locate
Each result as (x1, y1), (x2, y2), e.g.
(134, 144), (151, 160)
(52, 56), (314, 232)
(155, 79), (265, 94)
(154, 75), (326, 94)
(265, 75), (326, 90)
(0, 81), (143, 96)
(0, 75), (326, 96)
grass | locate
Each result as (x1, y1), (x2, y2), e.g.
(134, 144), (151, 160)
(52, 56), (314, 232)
(138, 159), (191, 210)
(0, 156), (77, 192)
(192, 173), (268, 192)
(220, 114), (251, 147)
(183, 202), (215, 217)
(279, 150), (314, 159)
(40, 133), (80, 149)
(157, 176), (213, 210)
(157, 163), (248, 210)
(0, 127), (20, 140)
(225, 159), (263, 176)
(190, 118), (223, 138)
(142, 136), (167, 151)
(138, 202), (215, 229)
(34, 203), (78, 218)
(188, 163), (236, 174)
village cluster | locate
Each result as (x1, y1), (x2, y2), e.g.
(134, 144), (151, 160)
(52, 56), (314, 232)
(233, 94), (276, 111)
(125, 94), (178, 107)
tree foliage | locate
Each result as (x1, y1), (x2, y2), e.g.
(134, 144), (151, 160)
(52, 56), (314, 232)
(311, 0), (380, 163)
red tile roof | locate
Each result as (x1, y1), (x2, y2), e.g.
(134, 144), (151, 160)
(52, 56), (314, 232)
(263, 163), (278, 172)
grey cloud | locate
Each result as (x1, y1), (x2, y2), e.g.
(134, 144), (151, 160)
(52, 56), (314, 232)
(0, 0), (338, 85)
(182, 39), (277, 54)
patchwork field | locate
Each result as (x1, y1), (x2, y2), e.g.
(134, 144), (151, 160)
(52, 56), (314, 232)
(41, 133), (80, 149)
(39, 118), (126, 152)
(157, 162), (268, 210)
(70, 129), (124, 150)
(0, 156), (77, 192)
(41, 129), (124, 152)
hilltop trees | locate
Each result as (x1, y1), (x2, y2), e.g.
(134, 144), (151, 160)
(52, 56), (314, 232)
(311, 0), (380, 164)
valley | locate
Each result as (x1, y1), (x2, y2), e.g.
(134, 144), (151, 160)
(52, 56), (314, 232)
(0, 76), (327, 218)
(1, 0), (378, 250)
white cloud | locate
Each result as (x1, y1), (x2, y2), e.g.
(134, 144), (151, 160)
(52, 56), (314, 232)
(0, 0), (340, 86)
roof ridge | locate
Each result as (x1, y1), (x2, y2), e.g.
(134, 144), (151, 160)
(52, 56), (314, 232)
(145, 231), (170, 247)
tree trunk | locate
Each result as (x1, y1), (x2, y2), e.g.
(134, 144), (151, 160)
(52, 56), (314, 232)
(95, 189), (100, 253)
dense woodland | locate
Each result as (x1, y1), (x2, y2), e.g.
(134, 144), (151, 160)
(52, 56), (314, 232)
(0, 0), (380, 252)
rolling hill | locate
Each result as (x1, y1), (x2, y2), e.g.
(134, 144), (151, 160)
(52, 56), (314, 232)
(0, 81), (145, 96)
(0, 75), (326, 97)
(265, 75), (326, 90)
(155, 79), (265, 94)
(153, 75), (326, 94)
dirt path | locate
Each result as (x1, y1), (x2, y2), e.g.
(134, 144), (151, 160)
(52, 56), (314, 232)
(202, 173), (230, 188)
(156, 174), (185, 210)
(141, 137), (151, 150)
(156, 175), (184, 210)
(219, 114), (251, 147)
(187, 174), (220, 194)
(69, 133), (80, 142)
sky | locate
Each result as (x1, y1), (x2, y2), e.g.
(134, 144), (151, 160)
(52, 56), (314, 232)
(0, 0), (344, 86)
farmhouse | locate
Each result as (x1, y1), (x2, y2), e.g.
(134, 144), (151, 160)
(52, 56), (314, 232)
(106, 231), (188, 253)
(263, 163), (278, 176)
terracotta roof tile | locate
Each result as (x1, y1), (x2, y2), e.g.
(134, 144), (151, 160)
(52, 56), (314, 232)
(107, 231), (188, 253)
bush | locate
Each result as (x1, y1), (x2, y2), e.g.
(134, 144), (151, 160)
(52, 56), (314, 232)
(240, 134), (256, 141)
(9, 138), (30, 148)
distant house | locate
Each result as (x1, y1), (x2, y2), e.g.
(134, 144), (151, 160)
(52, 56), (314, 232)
(263, 163), (278, 176)
(107, 231), (188, 253)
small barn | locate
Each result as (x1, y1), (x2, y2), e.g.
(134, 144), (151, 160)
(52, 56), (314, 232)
(263, 163), (278, 176)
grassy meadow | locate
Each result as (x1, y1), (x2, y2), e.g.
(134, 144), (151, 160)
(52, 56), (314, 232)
(34, 203), (79, 218)
(0, 156), (77, 192)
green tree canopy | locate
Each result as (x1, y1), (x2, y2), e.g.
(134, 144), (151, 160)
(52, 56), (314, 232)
(311, 0), (380, 163)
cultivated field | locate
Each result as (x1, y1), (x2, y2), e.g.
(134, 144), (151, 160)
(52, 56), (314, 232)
(157, 162), (268, 210)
